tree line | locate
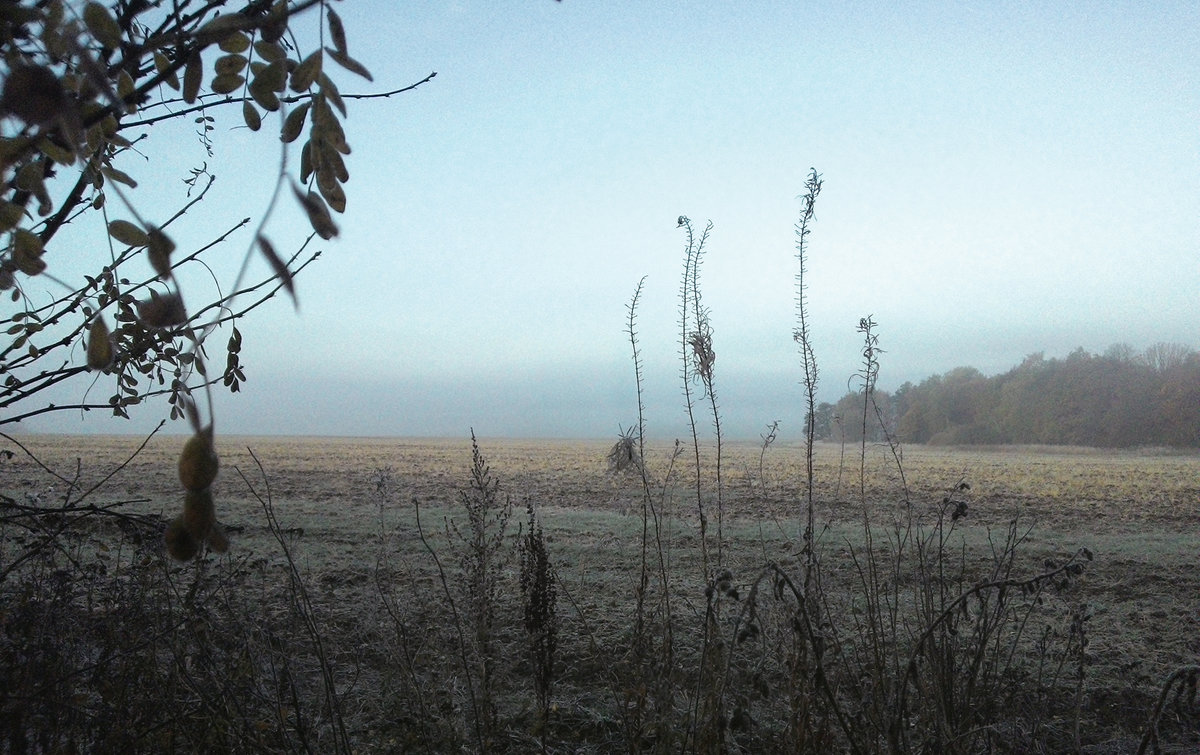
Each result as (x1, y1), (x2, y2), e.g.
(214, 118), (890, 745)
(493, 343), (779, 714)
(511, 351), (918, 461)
(809, 342), (1200, 448)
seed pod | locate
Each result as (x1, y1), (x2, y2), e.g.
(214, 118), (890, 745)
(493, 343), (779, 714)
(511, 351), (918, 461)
(165, 515), (201, 561)
(178, 427), (219, 491)
(86, 316), (113, 370)
(183, 50), (203, 104)
(182, 487), (217, 540)
(207, 522), (229, 553)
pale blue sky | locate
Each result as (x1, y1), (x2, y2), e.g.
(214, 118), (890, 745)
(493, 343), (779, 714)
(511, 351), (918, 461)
(19, 1), (1200, 440)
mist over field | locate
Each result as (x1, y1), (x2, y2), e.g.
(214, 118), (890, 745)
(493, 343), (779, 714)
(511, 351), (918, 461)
(20, 339), (1199, 444)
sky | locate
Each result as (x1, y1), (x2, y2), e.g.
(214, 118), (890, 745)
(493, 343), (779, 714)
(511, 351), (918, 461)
(13, 1), (1200, 441)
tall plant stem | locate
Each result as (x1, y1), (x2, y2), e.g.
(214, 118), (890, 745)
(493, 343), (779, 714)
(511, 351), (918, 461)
(793, 168), (823, 560)
(677, 216), (712, 577)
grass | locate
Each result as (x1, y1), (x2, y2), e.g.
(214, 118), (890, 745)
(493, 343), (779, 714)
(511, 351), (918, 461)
(2, 434), (1198, 752)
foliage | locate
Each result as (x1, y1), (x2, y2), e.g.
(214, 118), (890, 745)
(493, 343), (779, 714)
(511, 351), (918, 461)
(811, 343), (1200, 448)
(0, 0), (403, 427)
(0, 0), (433, 561)
(873, 343), (1200, 447)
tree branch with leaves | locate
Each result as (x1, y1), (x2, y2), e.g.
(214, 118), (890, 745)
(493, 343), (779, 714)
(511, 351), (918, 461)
(0, 0), (434, 558)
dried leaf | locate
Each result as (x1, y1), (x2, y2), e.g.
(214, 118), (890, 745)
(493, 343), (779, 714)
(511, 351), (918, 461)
(316, 167), (346, 213)
(183, 50), (203, 104)
(280, 101), (309, 143)
(261, 0), (289, 43)
(86, 317), (113, 370)
(13, 227), (42, 257)
(299, 140), (313, 183)
(195, 13), (248, 47)
(83, 2), (121, 49)
(210, 73), (244, 95)
(258, 235), (296, 304)
(154, 51), (180, 90)
(325, 48), (373, 82)
(37, 136), (75, 166)
(311, 99), (347, 152)
(292, 185), (338, 240)
(183, 394), (202, 432)
(319, 73), (345, 117)
(214, 53), (247, 76)
(15, 161), (44, 192)
(253, 40), (287, 63)
(253, 59), (288, 93)
(0, 201), (24, 233)
(249, 80), (280, 112)
(116, 69), (136, 111)
(326, 7), (348, 55)
(14, 161), (52, 214)
(147, 226), (175, 279)
(12, 229), (46, 275)
(101, 166), (137, 187)
(108, 219), (150, 247)
(325, 147), (348, 183)
(242, 100), (261, 131)
(290, 49), (322, 93)
(219, 31), (251, 54)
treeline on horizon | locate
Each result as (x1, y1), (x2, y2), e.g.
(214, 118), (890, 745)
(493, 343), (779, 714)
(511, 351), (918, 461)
(810, 342), (1200, 448)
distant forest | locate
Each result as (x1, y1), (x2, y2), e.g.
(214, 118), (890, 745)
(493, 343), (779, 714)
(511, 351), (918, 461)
(812, 342), (1200, 448)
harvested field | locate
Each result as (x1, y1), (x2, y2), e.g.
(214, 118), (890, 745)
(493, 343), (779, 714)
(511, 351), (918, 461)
(2, 433), (1198, 752)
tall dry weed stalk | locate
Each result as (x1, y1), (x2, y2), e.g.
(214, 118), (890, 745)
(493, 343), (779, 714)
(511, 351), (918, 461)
(677, 215), (720, 576)
(677, 214), (740, 751)
(447, 431), (513, 748)
(617, 274), (678, 749)
(236, 449), (351, 754)
(593, 174), (1111, 752)
(519, 501), (557, 750)
(793, 167), (823, 554)
(370, 465), (438, 744)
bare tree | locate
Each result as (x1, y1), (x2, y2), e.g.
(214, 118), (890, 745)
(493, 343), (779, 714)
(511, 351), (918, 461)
(1141, 341), (1195, 373)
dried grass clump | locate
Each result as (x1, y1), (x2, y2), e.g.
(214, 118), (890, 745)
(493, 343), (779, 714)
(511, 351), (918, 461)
(606, 425), (641, 474)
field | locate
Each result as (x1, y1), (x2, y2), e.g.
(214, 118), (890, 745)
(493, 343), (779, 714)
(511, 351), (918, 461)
(2, 433), (1198, 753)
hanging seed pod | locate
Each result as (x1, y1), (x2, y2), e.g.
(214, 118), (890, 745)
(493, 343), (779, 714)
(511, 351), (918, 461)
(86, 316), (114, 370)
(182, 50), (203, 104)
(178, 426), (218, 491)
(182, 487), (217, 540)
(165, 515), (201, 561)
(207, 522), (229, 553)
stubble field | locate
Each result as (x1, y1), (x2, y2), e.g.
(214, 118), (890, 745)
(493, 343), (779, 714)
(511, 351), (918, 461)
(1, 433), (1198, 752)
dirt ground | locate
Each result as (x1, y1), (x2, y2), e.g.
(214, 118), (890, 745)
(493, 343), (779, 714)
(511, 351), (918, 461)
(2, 433), (1198, 751)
